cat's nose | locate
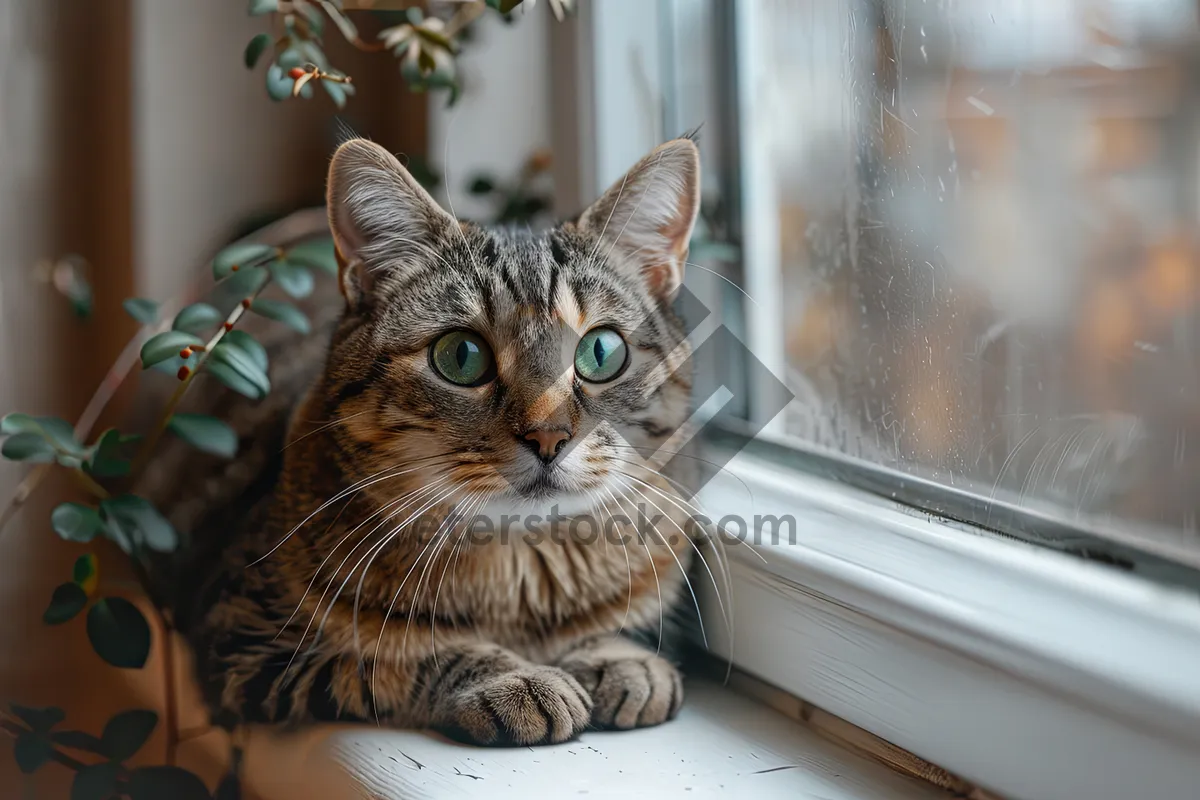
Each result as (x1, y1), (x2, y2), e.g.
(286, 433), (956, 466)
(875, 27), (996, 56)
(520, 427), (572, 464)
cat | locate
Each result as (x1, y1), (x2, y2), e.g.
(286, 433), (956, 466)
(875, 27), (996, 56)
(141, 134), (709, 746)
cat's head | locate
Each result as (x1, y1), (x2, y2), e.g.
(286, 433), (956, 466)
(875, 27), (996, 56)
(319, 136), (700, 517)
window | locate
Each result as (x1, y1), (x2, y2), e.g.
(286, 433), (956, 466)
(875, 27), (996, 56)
(659, 0), (1200, 569)
(592, 2), (1200, 798)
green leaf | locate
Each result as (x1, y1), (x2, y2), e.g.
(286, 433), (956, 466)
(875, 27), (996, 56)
(250, 298), (310, 334)
(141, 330), (203, 369)
(100, 495), (178, 554)
(287, 238), (338, 276)
(269, 260), (314, 299)
(468, 176), (496, 195)
(207, 360), (266, 400)
(51, 730), (106, 755)
(43, 582), (88, 624)
(173, 302), (223, 334)
(266, 63), (293, 101)
(101, 709), (158, 761)
(220, 264), (271, 299)
(244, 33), (271, 69)
(247, 0), (278, 15)
(224, 330), (269, 373)
(38, 416), (80, 451)
(86, 597), (151, 669)
(13, 733), (51, 774)
(213, 242), (275, 280)
(486, 0), (525, 12)
(73, 553), (98, 588)
(122, 297), (159, 325)
(85, 428), (134, 478)
(323, 79), (348, 108)
(1, 413), (39, 435)
(128, 766), (212, 800)
(168, 414), (238, 459)
(211, 341), (271, 399)
(276, 47), (304, 71)
(10, 705), (65, 733)
(1, 432), (55, 462)
(51, 503), (103, 543)
(71, 762), (121, 800)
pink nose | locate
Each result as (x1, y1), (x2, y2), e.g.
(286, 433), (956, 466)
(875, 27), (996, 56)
(522, 428), (571, 463)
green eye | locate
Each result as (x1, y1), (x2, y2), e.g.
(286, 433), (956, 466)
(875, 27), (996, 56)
(430, 330), (495, 386)
(575, 327), (628, 383)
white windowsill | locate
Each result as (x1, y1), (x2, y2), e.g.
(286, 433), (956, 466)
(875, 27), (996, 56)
(327, 679), (948, 800)
(692, 448), (1200, 800)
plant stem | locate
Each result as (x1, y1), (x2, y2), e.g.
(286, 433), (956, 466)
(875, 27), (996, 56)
(0, 207), (328, 541)
(128, 276), (273, 479)
(0, 465), (50, 537)
(71, 469), (110, 502)
(445, 1), (488, 37)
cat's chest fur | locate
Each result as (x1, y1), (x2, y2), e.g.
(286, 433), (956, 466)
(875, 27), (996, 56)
(260, 417), (695, 663)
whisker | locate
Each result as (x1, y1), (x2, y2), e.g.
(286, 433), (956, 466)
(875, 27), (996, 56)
(281, 409), (371, 450)
(683, 260), (760, 306)
(425, 491), (488, 669)
(620, 473), (731, 650)
(274, 477), (447, 640)
(599, 487), (636, 639)
(251, 450), (461, 566)
(401, 492), (478, 667)
(282, 478), (452, 676)
(345, 482), (463, 661)
(618, 478), (711, 652)
(610, 483), (664, 655)
(606, 444), (757, 504)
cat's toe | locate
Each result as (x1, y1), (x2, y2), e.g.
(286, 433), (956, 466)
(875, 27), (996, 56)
(574, 656), (683, 730)
(443, 666), (592, 746)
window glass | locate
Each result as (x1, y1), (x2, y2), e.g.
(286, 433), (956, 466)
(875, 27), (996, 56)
(722, 0), (1200, 558)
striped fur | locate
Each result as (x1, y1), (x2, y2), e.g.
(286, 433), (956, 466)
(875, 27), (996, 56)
(147, 137), (706, 746)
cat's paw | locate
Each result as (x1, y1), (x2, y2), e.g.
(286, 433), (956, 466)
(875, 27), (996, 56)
(564, 655), (683, 730)
(442, 666), (592, 746)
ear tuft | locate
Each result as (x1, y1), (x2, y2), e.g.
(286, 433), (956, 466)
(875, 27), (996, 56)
(576, 137), (702, 300)
(326, 138), (454, 309)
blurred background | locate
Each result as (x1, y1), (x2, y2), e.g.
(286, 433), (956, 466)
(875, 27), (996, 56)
(1, 0), (1200, 793)
(735, 0), (1200, 564)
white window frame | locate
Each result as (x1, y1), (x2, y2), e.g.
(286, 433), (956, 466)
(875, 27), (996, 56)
(573, 3), (1200, 800)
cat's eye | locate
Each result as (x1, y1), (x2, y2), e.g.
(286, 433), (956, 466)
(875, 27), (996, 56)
(574, 327), (628, 383)
(430, 330), (496, 387)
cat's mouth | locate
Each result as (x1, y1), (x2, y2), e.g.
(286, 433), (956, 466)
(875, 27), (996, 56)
(517, 471), (567, 500)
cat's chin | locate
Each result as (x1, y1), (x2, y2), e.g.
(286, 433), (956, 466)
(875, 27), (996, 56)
(474, 485), (604, 522)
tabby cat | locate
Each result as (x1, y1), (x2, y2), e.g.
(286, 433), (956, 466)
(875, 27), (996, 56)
(145, 134), (707, 746)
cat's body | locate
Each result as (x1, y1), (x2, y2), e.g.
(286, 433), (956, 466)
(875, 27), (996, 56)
(144, 137), (706, 746)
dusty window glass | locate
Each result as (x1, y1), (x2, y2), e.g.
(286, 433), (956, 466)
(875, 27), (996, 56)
(730, 0), (1200, 560)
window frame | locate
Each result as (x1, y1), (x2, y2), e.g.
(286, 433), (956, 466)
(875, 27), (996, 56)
(573, 2), (1200, 799)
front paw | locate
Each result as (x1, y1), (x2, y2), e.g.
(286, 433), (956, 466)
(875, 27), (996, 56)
(442, 666), (592, 746)
(564, 655), (683, 730)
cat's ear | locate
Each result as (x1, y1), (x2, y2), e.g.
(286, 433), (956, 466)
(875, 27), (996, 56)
(576, 137), (701, 301)
(326, 138), (455, 309)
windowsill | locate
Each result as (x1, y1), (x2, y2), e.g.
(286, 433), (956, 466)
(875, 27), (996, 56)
(314, 679), (950, 800)
(691, 446), (1200, 800)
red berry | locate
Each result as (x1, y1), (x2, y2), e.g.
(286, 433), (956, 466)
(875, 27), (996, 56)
(177, 365), (191, 381)
(288, 67), (306, 80)
(179, 348), (192, 359)
(223, 322), (234, 331)
(241, 298), (252, 309)
(231, 264), (240, 272)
